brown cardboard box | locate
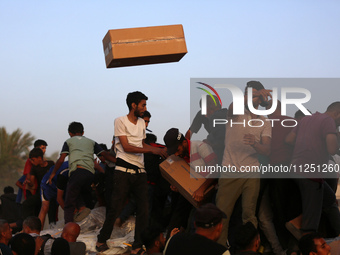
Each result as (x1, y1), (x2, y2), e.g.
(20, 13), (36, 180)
(102, 24), (187, 68)
(159, 155), (215, 208)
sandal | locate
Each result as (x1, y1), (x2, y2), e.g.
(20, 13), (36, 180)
(96, 243), (109, 252)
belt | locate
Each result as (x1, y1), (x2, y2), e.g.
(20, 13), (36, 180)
(115, 165), (146, 174)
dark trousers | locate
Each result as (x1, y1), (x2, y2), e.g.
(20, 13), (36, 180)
(295, 178), (340, 234)
(64, 168), (94, 223)
(22, 193), (41, 220)
(97, 171), (148, 249)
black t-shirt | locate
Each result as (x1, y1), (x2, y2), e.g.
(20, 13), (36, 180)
(190, 111), (210, 134)
(164, 233), (228, 255)
(30, 160), (54, 190)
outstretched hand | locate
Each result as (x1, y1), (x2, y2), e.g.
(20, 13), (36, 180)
(154, 147), (168, 158)
(48, 173), (55, 185)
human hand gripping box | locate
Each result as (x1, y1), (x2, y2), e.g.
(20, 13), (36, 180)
(159, 155), (215, 208)
(103, 24), (187, 68)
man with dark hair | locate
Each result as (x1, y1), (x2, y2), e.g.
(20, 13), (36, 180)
(163, 128), (218, 237)
(216, 81), (272, 247)
(286, 101), (340, 238)
(22, 216), (42, 237)
(10, 233), (35, 255)
(96, 91), (167, 253)
(233, 222), (261, 255)
(49, 121), (116, 223)
(164, 203), (229, 255)
(143, 111), (152, 132)
(186, 94), (228, 164)
(0, 219), (13, 255)
(298, 233), (330, 255)
(22, 216), (54, 255)
(140, 225), (165, 255)
(16, 139), (48, 205)
(67, 122), (84, 134)
(22, 148), (54, 220)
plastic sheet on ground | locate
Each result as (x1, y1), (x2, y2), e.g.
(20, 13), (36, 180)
(41, 207), (136, 255)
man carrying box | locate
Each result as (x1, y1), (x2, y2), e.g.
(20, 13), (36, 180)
(163, 128), (218, 236)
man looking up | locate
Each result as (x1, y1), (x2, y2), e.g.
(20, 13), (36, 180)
(96, 91), (167, 254)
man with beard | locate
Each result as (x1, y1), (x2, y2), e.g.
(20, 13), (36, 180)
(216, 81), (272, 247)
(96, 91), (167, 254)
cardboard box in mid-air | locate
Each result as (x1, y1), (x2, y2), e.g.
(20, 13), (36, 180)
(159, 155), (215, 208)
(103, 24), (187, 68)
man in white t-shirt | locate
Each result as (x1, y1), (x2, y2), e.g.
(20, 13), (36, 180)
(96, 91), (167, 254)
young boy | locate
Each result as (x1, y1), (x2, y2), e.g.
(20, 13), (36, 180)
(49, 122), (116, 223)
(16, 139), (48, 203)
(22, 148), (55, 220)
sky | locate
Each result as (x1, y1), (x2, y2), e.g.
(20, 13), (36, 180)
(1, 1), (340, 156)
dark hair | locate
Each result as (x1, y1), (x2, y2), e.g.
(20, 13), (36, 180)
(4, 186), (14, 194)
(23, 216), (42, 232)
(294, 109), (312, 119)
(198, 95), (221, 108)
(234, 222), (259, 251)
(298, 232), (324, 255)
(145, 133), (157, 144)
(0, 219), (9, 233)
(143, 111), (151, 118)
(68, 122), (84, 134)
(51, 238), (70, 255)
(327, 101), (340, 112)
(29, 148), (43, 159)
(10, 233), (35, 255)
(99, 143), (108, 151)
(34, 139), (48, 148)
(141, 225), (163, 250)
(245, 81), (265, 92)
(126, 91), (148, 111)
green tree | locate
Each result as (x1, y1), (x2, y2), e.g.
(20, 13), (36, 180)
(0, 127), (35, 187)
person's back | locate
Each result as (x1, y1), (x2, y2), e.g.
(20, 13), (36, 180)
(286, 102), (340, 237)
(291, 112), (336, 167)
(0, 187), (21, 224)
(61, 223), (85, 255)
(164, 203), (229, 255)
(49, 122), (116, 223)
(164, 232), (228, 255)
(64, 136), (97, 173)
(10, 233), (35, 255)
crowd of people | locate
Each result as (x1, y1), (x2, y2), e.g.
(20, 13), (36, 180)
(1, 85), (340, 255)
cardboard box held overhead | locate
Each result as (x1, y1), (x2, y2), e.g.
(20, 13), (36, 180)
(159, 155), (215, 208)
(103, 24), (187, 68)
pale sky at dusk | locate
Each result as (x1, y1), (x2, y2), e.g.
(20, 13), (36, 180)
(1, 1), (340, 155)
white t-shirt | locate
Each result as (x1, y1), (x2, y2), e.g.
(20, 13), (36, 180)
(114, 115), (146, 169)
